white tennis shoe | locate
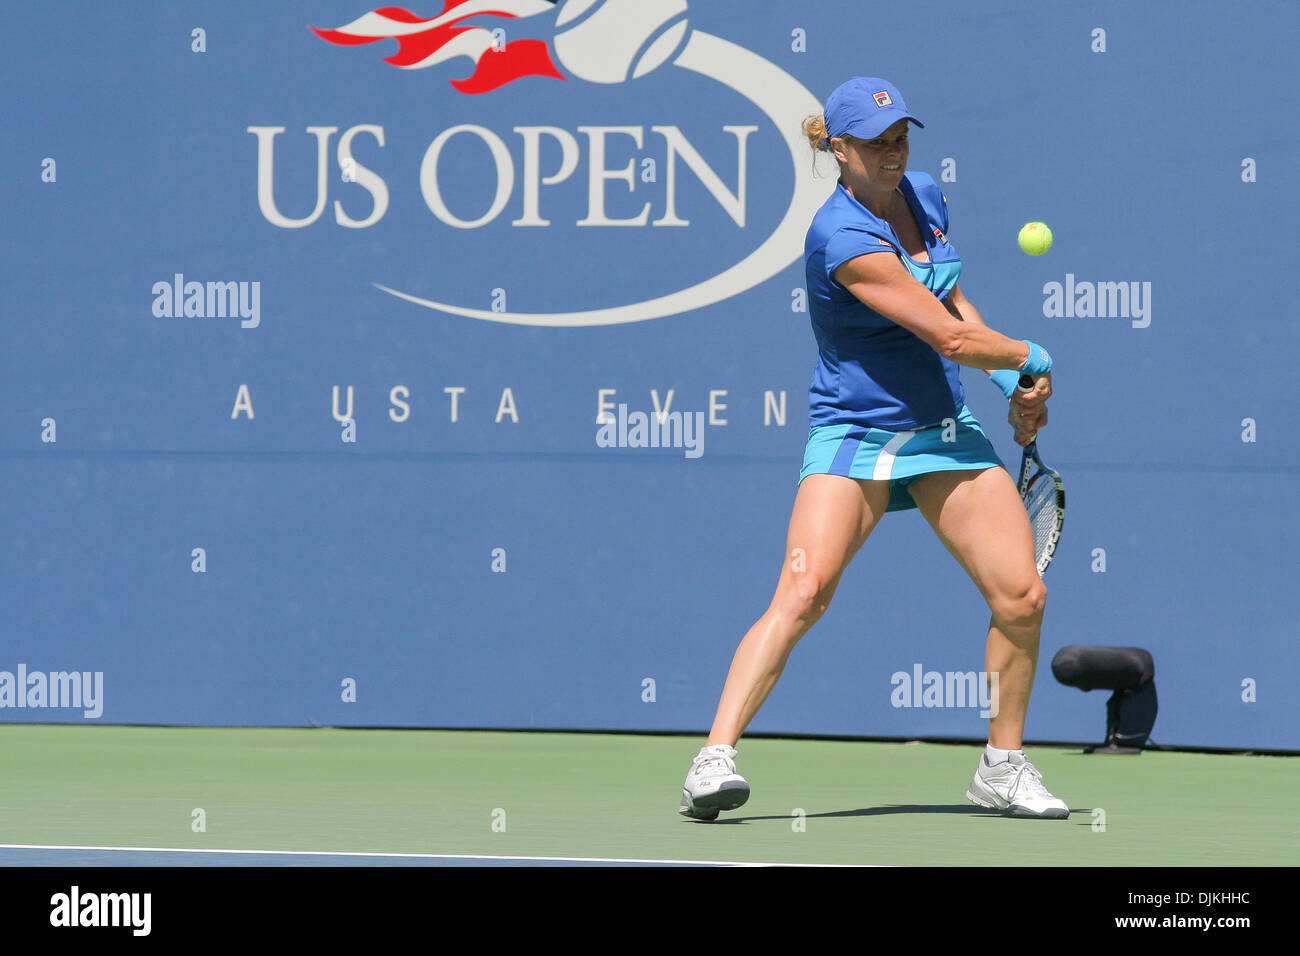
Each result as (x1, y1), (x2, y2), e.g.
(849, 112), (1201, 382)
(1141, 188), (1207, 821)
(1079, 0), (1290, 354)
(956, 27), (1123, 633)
(679, 744), (750, 821)
(966, 750), (1070, 819)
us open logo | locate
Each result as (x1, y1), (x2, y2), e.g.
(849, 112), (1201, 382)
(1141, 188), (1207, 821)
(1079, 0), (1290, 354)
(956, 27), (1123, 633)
(250, 0), (832, 327)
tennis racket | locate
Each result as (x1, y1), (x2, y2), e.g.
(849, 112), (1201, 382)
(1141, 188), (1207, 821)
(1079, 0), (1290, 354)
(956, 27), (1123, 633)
(1014, 375), (1064, 574)
(1018, 440), (1064, 574)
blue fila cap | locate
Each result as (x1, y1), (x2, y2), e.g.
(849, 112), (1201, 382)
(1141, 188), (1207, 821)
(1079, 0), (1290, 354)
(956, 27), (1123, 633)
(823, 77), (924, 145)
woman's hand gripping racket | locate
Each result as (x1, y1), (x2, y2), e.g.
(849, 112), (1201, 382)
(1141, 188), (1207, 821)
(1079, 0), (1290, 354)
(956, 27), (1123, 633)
(1015, 375), (1065, 575)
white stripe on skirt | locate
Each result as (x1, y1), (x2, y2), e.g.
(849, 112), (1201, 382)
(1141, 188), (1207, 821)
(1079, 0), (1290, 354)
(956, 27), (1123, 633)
(871, 430), (916, 481)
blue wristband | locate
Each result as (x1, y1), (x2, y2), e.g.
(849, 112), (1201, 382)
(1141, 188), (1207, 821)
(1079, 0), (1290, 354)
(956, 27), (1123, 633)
(989, 369), (1020, 399)
(1020, 340), (1053, 376)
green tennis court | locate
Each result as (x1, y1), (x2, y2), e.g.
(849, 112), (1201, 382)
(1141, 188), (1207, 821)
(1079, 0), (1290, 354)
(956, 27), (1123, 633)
(1, 726), (1294, 866)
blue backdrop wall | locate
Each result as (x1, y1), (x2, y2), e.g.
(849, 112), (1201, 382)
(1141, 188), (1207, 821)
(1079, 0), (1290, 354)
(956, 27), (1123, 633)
(3, 1), (1296, 749)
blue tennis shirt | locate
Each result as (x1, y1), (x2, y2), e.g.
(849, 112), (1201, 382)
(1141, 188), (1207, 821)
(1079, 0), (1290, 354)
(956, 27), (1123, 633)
(804, 170), (966, 430)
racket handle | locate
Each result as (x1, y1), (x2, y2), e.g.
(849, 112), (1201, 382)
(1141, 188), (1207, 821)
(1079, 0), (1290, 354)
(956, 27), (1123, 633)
(1017, 374), (1036, 392)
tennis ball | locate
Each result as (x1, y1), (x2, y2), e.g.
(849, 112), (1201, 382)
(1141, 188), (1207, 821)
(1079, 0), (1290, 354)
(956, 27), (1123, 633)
(553, 0), (690, 84)
(1018, 221), (1053, 256)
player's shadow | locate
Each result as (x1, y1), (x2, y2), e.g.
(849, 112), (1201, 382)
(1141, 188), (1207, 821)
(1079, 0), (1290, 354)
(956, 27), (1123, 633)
(700, 805), (1089, 824)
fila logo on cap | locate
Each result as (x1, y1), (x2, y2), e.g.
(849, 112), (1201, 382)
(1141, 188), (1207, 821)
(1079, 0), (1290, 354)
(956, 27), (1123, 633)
(873, 90), (893, 107)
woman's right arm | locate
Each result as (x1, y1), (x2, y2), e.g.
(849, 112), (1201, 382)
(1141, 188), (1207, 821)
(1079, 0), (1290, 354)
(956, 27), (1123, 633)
(834, 252), (1031, 372)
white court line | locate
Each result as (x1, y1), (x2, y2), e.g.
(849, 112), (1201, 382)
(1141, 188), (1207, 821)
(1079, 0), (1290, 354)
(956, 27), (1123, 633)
(0, 843), (869, 867)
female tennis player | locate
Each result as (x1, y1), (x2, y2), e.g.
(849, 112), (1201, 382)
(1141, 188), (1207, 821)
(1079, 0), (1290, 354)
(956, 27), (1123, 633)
(679, 77), (1067, 820)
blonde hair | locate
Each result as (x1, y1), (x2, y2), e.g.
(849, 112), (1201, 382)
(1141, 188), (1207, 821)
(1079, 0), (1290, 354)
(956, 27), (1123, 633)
(802, 113), (835, 154)
(802, 114), (852, 177)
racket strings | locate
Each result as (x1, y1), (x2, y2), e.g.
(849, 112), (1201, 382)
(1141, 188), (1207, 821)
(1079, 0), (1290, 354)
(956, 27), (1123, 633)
(1023, 475), (1060, 553)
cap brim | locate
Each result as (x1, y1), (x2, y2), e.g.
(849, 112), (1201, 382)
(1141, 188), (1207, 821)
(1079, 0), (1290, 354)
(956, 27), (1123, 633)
(845, 113), (923, 139)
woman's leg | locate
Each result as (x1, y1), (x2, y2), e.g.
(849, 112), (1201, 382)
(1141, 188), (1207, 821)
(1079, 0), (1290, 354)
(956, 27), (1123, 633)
(906, 466), (1067, 817)
(706, 474), (891, 746)
(905, 466), (1046, 749)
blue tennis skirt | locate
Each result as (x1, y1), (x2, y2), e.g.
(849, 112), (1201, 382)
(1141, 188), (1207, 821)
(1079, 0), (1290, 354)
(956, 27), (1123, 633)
(799, 405), (1004, 512)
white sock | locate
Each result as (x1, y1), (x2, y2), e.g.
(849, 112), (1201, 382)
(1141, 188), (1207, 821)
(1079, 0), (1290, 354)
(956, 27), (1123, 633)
(985, 745), (1020, 766)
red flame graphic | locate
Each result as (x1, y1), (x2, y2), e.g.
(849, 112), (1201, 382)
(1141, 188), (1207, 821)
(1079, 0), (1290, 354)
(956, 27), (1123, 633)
(312, 2), (565, 95)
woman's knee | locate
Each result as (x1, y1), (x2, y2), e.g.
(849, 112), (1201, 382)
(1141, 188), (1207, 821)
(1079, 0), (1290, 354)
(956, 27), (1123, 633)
(991, 577), (1047, 630)
(777, 572), (838, 625)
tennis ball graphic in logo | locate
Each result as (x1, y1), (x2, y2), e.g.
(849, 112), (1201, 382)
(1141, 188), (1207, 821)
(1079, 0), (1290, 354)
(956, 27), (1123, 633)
(553, 0), (690, 83)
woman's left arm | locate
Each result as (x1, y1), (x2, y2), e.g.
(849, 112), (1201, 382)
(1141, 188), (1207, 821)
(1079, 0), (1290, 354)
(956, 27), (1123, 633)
(944, 282), (989, 328)
(947, 283), (1053, 445)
